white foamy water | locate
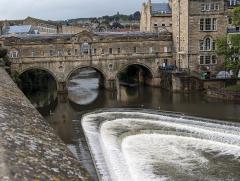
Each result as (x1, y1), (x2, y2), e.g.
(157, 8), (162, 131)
(81, 111), (240, 181)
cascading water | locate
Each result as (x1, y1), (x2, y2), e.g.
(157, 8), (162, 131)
(81, 110), (240, 181)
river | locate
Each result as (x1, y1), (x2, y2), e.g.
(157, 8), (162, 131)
(21, 69), (240, 180)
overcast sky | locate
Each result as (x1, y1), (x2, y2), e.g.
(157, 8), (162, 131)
(0, 0), (167, 21)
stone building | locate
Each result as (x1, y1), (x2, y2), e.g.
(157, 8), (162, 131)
(140, 0), (172, 32)
(141, 0), (239, 75)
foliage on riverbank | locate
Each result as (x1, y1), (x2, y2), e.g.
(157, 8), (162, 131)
(224, 84), (240, 92)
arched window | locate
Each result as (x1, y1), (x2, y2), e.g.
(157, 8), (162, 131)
(81, 42), (90, 54)
(9, 49), (19, 58)
(205, 37), (211, 50)
(201, 36), (214, 51)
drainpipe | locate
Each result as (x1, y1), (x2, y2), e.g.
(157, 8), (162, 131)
(178, 0), (181, 72)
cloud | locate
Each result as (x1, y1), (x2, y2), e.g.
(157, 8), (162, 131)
(0, 0), (147, 20)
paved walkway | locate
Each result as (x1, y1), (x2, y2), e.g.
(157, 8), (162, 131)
(0, 67), (92, 181)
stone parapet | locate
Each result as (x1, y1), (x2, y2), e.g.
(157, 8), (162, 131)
(0, 68), (91, 180)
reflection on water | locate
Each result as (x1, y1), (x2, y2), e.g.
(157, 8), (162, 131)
(68, 69), (100, 105)
(28, 69), (240, 144)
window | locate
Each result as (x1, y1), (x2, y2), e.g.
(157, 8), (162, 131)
(109, 48), (112, 54)
(164, 47), (168, 53)
(31, 50), (36, 57)
(212, 41), (216, 50)
(205, 56), (211, 64)
(118, 48), (121, 54)
(205, 3), (210, 11)
(57, 50), (62, 56)
(9, 51), (18, 58)
(162, 24), (165, 27)
(200, 19), (204, 31)
(133, 47), (137, 53)
(201, 37), (215, 51)
(93, 48), (97, 54)
(149, 47), (153, 53)
(199, 55), (217, 65)
(101, 49), (104, 55)
(75, 49), (78, 55)
(205, 18), (212, 30)
(212, 18), (217, 30)
(200, 56), (204, 65)
(212, 55), (217, 64)
(205, 38), (211, 50)
(200, 18), (217, 31)
(81, 42), (90, 54)
(210, 3), (215, 10)
(201, 4), (205, 11)
(49, 50), (54, 56)
(67, 49), (71, 56)
(201, 3), (220, 11)
(199, 40), (204, 51)
(154, 23), (158, 27)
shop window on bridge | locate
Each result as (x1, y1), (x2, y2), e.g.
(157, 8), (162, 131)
(57, 50), (63, 57)
(49, 50), (54, 56)
(164, 47), (168, 53)
(67, 49), (71, 56)
(9, 51), (18, 58)
(101, 49), (105, 55)
(93, 48), (97, 55)
(133, 47), (137, 53)
(31, 49), (36, 57)
(109, 48), (113, 55)
(81, 42), (90, 55)
(149, 47), (153, 53)
(118, 48), (121, 54)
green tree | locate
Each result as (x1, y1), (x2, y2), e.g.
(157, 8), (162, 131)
(216, 34), (240, 77)
(0, 48), (7, 58)
(233, 6), (240, 26)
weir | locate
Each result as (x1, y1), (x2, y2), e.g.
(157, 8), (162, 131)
(81, 109), (240, 181)
(0, 67), (91, 180)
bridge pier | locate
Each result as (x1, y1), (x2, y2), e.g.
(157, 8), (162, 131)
(146, 77), (162, 87)
(104, 79), (117, 91)
(58, 81), (68, 94)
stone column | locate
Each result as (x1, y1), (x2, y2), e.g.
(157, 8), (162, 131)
(57, 81), (68, 94)
(104, 79), (117, 91)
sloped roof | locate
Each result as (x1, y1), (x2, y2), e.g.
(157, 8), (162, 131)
(8, 25), (32, 34)
(151, 3), (172, 15)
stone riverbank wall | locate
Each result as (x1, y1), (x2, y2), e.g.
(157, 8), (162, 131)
(0, 67), (91, 181)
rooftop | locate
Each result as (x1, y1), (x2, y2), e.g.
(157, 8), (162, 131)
(151, 3), (172, 16)
(8, 25), (32, 34)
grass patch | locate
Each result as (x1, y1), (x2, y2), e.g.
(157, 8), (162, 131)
(224, 84), (240, 92)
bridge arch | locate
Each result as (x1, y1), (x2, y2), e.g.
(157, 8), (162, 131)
(18, 67), (58, 85)
(66, 65), (107, 83)
(117, 63), (154, 79)
(116, 63), (155, 86)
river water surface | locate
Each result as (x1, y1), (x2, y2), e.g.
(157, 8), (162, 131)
(24, 69), (240, 180)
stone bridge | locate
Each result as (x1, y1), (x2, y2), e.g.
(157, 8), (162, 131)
(2, 31), (173, 92)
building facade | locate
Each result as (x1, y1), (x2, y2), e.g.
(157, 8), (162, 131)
(141, 0), (239, 75)
(140, 0), (172, 32)
(1, 31), (173, 90)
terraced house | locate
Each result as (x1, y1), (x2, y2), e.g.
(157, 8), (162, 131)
(141, 0), (240, 75)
